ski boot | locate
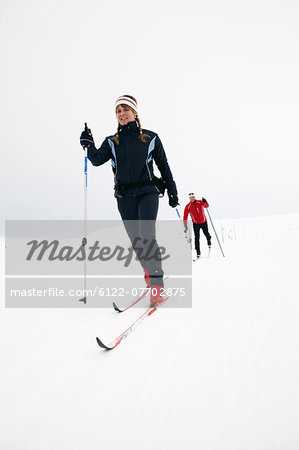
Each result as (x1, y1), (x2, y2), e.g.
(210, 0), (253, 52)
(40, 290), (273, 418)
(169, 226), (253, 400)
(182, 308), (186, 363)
(149, 285), (166, 307)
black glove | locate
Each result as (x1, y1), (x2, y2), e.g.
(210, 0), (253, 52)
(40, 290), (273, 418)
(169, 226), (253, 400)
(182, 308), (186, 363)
(184, 225), (188, 233)
(168, 192), (179, 208)
(80, 125), (94, 149)
(202, 197), (208, 204)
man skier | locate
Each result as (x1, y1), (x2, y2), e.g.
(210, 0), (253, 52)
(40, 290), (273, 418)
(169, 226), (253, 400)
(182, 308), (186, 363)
(183, 193), (211, 259)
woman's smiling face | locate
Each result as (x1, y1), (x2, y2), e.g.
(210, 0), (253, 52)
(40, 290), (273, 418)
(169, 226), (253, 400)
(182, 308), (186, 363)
(116, 104), (136, 125)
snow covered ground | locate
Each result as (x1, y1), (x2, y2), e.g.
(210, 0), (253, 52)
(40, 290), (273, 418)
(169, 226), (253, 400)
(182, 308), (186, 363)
(1, 213), (299, 450)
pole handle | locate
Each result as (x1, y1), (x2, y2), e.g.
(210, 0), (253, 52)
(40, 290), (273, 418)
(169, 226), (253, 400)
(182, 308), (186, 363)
(84, 122), (92, 134)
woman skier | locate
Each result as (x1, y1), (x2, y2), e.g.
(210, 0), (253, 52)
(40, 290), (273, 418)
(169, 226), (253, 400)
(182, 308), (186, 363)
(79, 95), (179, 306)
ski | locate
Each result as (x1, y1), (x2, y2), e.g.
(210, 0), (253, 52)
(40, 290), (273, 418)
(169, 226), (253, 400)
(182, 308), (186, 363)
(113, 275), (169, 313)
(96, 298), (168, 350)
(112, 289), (149, 313)
(193, 248), (211, 261)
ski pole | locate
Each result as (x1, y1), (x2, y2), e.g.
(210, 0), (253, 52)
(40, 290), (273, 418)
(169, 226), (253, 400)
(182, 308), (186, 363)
(79, 122), (89, 303)
(205, 207), (225, 257)
(176, 208), (192, 249)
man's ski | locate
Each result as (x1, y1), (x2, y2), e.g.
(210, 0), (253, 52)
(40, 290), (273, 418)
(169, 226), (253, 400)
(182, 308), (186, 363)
(96, 298), (168, 350)
(193, 248), (211, 261)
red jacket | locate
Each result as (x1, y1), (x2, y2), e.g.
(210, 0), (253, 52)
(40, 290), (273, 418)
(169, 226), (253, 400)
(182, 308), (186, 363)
(183, 200), (209, 225)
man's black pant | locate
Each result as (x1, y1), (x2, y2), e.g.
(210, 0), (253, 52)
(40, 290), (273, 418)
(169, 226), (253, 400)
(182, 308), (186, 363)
(117, 192), (164, 286)
(193, 221), (211, 255)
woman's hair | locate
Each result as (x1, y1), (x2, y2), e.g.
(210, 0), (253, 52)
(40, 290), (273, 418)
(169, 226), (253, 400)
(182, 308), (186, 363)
(112, 95), (150, 145)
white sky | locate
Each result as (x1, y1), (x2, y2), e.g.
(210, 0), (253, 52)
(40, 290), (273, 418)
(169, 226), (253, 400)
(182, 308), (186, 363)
(1, 0), (298, 224)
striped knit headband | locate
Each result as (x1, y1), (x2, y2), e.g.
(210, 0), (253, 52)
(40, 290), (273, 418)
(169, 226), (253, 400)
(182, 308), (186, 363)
(115, 95), (138, 114)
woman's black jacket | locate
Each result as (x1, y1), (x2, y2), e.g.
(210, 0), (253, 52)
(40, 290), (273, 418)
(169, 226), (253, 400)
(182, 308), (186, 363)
(87, 120), (177, 198)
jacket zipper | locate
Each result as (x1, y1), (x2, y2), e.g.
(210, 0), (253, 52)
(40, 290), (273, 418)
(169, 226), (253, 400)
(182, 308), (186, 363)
(192, 202), (202, 223)
(130, 134), (133, 183)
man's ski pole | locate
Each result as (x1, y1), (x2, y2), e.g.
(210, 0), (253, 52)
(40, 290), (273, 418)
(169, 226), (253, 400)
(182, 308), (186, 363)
(176, 208), (192, 249)
(205, 207), (225, 257)
(79, 122), (89, 303)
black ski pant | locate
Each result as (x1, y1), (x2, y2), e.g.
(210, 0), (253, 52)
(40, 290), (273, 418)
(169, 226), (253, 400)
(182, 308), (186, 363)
(193, 221), (211, 255)
(117, 193), (164, 287)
